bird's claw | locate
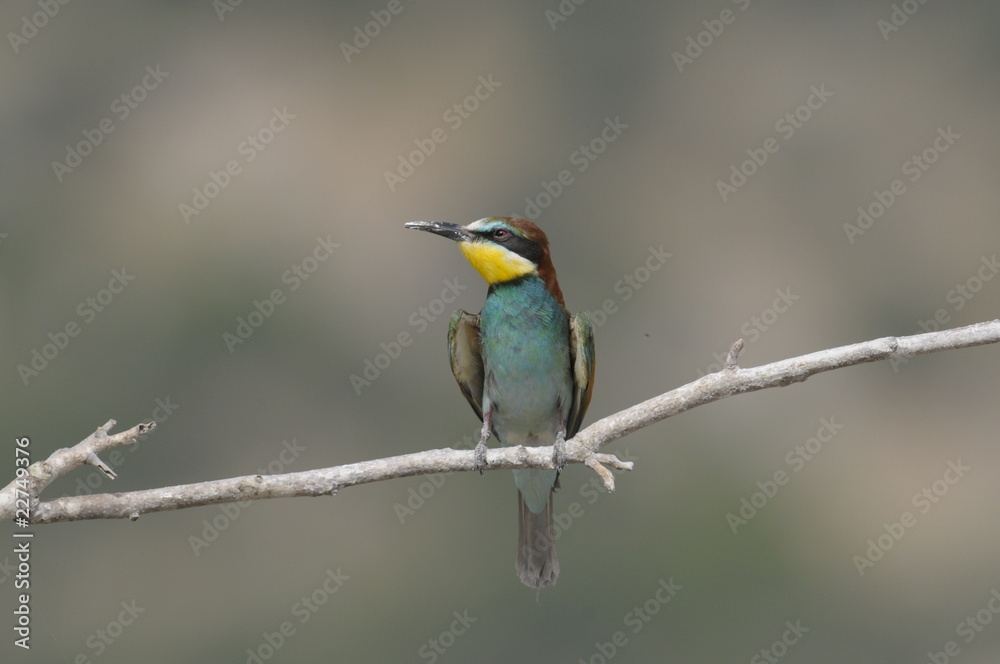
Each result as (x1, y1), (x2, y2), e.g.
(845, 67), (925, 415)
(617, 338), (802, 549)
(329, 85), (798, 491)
(552, 434), (568, 472)
(473, 441), (488, 475)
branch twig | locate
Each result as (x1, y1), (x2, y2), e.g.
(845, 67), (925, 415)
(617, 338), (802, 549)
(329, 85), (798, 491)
(2, 319), (998, 525)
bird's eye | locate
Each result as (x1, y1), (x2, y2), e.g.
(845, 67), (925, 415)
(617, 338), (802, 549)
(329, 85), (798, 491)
(493, 229), (510, 240)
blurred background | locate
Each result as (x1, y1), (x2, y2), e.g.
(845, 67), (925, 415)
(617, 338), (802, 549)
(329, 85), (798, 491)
(3, 0), (1000, 661)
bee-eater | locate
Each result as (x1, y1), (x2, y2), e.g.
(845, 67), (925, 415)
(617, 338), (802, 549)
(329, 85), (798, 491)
(404, 217), (595, 589)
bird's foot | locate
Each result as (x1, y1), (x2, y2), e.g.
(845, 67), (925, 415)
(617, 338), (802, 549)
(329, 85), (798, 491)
(473, 440), (489, 475)
(552, 430), (568, 472)
(475, 410), (492, 475)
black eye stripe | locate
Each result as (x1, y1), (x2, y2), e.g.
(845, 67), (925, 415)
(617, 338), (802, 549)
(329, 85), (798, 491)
(479, 230), (541, 265)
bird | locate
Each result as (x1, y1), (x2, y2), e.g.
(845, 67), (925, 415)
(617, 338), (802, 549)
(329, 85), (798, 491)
(404, 217), (595, 589)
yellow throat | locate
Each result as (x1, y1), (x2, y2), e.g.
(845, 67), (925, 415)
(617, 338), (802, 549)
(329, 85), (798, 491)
(459, 241), (536, 285)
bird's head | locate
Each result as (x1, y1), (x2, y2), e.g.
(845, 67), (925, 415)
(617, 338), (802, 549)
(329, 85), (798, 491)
(405, 217), (564, 304)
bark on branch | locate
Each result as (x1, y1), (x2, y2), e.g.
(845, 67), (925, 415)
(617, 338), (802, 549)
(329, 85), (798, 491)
(3, 319), (998, 525)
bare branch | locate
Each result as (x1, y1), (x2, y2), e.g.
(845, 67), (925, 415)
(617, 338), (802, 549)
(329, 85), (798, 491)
(3, 319), (998, 525)
(9, 420), (154, 505)
(10, 445), (630, 524)
(571, 319), (1000, 452)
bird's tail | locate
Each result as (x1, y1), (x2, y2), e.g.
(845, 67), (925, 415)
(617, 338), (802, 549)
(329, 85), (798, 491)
(517, 489), (559, 589)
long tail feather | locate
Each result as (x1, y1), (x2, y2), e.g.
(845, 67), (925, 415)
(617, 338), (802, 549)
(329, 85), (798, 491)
(517, 489), (559, 589)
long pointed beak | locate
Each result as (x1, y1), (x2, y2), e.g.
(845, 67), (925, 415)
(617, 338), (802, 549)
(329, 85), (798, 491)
(404, 221), (476, 243)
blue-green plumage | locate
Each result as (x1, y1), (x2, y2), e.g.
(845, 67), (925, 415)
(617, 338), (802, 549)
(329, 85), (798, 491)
(405, 217), (595, 590)
(479, 276), (570, 514)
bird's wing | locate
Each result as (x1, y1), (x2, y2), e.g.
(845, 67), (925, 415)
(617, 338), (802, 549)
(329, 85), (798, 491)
(448, 310), (485, 422)
(566, 312), (596, 438)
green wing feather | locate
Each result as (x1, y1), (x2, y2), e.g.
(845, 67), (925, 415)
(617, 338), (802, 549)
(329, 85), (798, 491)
(566, 312), (596, 438)
(447, 310), (485, 422)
